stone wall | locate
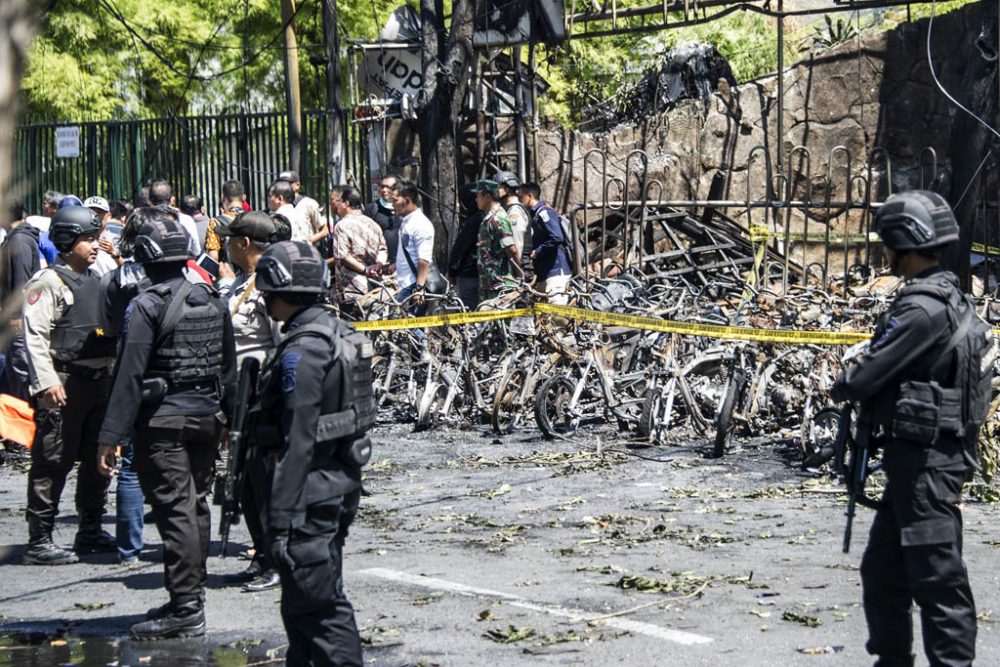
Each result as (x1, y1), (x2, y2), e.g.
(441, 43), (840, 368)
(531, 3), (994, 237)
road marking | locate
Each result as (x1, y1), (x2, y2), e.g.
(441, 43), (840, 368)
(359, 567), (713, 646)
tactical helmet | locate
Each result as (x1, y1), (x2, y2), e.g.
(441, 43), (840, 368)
(49, 206), (102, 252)
(132, 211), (192, 264)
(58, 195), (84, 210)
(875, 190), (959, 252)
(493, 170), (520, 189)
(256, 241), (328, 294)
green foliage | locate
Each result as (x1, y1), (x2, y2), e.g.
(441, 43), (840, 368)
(882, 0), (980, 28)
(540, 10), (781, 127)
(20, 0), (985, 125)
(811, 15), (858, 50)
(22, 0), (401, 121)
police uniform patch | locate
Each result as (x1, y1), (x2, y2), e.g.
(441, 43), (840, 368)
(871, 316), (899, 350)
(26, 287), (41, 306)
(281, 352), (302, 393)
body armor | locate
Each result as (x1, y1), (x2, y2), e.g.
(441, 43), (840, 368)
(260, 307), (376, 466)
(145, 282), (226, 385)
(50, 266), (116, 363)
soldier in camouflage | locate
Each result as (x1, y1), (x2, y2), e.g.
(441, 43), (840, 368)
(473, 180), (521, 302)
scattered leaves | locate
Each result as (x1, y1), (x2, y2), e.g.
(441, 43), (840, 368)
(797, 645), (844, 654)
(411, 593), (443, 606)
(482, 483), (512, 499)
(782, 611), (822, 627)
(484, 625), (536, 644)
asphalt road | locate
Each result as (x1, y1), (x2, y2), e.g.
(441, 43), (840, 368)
(1, 424), (998, 666)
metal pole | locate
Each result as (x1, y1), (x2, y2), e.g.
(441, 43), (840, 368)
(280, 0), (303, 174)
(776, 0), (784, 177)
(323, 0), (345, 186)
(513, 45), (527, 184)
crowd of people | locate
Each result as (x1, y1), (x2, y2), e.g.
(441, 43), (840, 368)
(0, 168), (574, 664)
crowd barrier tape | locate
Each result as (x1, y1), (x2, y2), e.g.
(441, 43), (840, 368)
(971, 242), (1000, 257)
(353, 307), (532, 331)
(351, 302), (874, 345)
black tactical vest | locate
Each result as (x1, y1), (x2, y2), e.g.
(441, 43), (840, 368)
(50, 266), (117, 363)
(145, 281), (226, 385)
(258, 306), (376, 463)
(289, 308), (375, 443)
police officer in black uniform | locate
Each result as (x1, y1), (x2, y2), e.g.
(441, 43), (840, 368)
(253, 241), (375, 666)
(22, 206), (117, 565)
(97, 208), (237, 640)
(831, 190), (978, 667)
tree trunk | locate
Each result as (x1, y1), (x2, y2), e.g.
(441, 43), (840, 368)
(943, 0), (998, 288)
(0, 0), (41, 336)
(417, 0), (474, 264)
(322, 0), (345, 187)
(280, 0), (303, 175)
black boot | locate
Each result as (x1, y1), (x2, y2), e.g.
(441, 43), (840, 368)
(222, 560), (263, 585)
(74, 511), (116, 554)
(24, 517), (79, 565)
(131, 600), (206, 640)
(144, 601), (173, 621)
(242, 569), (281, 592)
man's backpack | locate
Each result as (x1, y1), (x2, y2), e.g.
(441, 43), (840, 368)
(537, 204), (584, 273)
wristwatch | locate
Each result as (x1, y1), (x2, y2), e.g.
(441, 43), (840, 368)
(414, 283), (426, 292)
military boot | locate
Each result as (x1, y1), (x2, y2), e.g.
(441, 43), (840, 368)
(23, 517), (79, 565)
(73, 511), (117, 554)
(131, 600), (206, 640)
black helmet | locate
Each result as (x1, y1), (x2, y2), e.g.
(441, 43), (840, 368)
(493, 170), (519, 189)
(875, 190), (959, 252)
(256, 241), (328, 294)
(49, 206), (101, 252)
(133, 211), (191, 264)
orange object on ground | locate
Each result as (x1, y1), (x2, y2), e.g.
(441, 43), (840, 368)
(0, 393), (36, 447)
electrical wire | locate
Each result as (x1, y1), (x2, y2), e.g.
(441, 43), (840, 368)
(97, 0), (309, 83)
(927, 0), (1000, 142)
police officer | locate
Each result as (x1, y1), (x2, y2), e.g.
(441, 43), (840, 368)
(97, 209), (237, 640)
(216, 211), (287, 592)
(253, 241), (375, 666)
(22, 206), (117, 565)
(831, 190), (978, 667)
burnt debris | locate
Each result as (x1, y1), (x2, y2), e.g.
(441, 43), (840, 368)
(584, 43), (739, 132)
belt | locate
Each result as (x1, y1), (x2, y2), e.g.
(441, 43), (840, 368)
(54, 362), (110, 380)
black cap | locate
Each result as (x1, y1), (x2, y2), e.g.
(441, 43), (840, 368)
(216, 211), (280, 243)
(278, 170), (301, 184)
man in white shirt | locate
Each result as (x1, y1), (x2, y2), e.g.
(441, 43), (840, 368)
(268, 179), (312, 243)
(25, 190), (61, 233)
(148, 179), (201, 255)
(278, 170), (326, 245)
(391, 179), (435, 315)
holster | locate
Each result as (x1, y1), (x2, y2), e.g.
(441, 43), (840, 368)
(140, 378), (167, 406)
(892, 380), (963, 444)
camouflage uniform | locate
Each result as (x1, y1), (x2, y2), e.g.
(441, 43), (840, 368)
(477, 206), (517, 301)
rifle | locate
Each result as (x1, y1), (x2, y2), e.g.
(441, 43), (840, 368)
(218, 356), (260, 558)
(836, 404), (879, 553)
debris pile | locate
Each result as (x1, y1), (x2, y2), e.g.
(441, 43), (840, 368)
(583, 44), (739, 132)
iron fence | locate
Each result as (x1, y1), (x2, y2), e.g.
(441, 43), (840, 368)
(13, 110), (367, 217)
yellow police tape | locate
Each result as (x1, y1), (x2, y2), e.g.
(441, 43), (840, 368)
(971, 242), (1000, 256)
(353, 308), (533, 331)
(352, 302), (874, 345)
